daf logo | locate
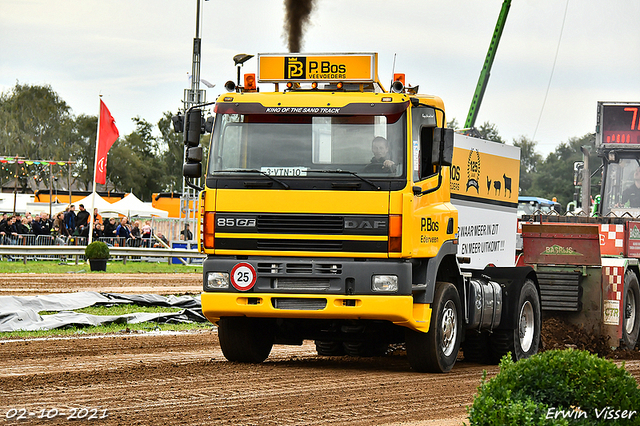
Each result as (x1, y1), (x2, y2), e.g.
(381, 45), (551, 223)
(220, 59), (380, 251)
(344, 219), (386, 230)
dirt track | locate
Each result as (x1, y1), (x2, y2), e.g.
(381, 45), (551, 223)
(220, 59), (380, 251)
(0, 273), (202, 296)
(2, 274), (640, 425)
(0, 331), (489, 425)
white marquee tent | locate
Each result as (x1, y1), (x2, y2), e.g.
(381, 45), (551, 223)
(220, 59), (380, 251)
(43, 193), (114, 216)
(101, 193), (169, 218)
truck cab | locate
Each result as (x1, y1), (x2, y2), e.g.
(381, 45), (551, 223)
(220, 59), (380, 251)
(186, 53), (540, 373)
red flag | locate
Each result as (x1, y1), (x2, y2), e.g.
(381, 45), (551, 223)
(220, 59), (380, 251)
(95, 100), (119, 185)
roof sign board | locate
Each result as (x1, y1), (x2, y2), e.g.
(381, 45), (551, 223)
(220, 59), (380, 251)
(258, 53), (378, 83)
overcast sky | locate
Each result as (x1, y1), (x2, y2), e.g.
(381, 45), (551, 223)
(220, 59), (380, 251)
(1, 0), (639, 156)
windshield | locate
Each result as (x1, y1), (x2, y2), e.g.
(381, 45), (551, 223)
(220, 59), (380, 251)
(517, 201), (559, 218)
(601, 157), (640, 215)
(208, 112), (406, 178)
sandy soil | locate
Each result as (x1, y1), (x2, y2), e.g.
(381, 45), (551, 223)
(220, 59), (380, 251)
(1, 273), (640, 425)
(0, 331), (486, 426)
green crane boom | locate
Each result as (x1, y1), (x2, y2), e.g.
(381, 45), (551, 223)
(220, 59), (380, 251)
(464, 0), (511, 130)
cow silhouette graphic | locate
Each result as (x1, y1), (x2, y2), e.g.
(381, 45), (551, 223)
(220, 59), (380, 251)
(503, 174), (512, 197)
(493, 179), (501, 195)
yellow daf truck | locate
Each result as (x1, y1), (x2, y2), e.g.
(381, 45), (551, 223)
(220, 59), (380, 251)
(180, 53), (540, 373)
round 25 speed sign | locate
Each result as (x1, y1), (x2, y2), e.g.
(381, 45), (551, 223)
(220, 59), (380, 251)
(230, 262), (257, 291)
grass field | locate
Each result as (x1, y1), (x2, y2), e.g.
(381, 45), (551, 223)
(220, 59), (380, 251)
(0, 259), (202, 274)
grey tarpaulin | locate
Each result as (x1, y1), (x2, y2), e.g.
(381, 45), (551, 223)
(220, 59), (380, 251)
(0, 292), (207, 332)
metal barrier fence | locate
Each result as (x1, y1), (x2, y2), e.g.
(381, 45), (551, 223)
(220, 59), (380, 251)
(0, 245), (205, 265)
(1, 216), (197, 245)
(0, 234), (200, 265)
(0, 217), (199, 263)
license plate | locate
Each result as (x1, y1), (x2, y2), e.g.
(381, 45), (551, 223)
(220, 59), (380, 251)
(260, 167), (307, 177)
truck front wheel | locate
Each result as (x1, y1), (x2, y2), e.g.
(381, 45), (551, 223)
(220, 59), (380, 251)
(218, 317), (275, 363)
(622, 271), (640, 349)
(490, 279), (540, 362)
(406, 282), (462, 373)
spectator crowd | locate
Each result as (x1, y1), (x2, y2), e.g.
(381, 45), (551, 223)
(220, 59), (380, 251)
(0, 204), (187, 248)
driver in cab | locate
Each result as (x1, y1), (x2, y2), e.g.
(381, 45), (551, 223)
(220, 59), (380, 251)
(622, 167), (640, 208)
(363, 136), (396, 173)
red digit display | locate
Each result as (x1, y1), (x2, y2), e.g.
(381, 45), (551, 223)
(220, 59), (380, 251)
(600, 103), (640, 146)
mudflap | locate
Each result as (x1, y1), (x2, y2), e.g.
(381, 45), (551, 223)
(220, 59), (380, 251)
(600, 259), (640, 349)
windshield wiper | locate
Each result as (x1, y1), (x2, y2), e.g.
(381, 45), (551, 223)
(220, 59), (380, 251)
(215, 169), (290, 189)
(307, 169), (381, 190)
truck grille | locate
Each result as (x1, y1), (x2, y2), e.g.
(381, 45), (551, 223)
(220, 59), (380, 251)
(258, 215), (343, 234)
(273, 278), (331, 290)
(257, 262), (343, 275)
(272, 298), (327, 310)
(256, 239), (343, 251)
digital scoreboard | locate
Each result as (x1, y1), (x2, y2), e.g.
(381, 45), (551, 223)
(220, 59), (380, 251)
(597, 102), (640, 147)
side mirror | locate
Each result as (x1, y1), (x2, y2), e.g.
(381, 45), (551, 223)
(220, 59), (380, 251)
(186, 146), (202, 163)
(432, 128), (454, 167)
(205, 116), (214, 134)
(183, 162), (202, 178)
(185, 108), (204, 147)
(171, 114), (184, 133)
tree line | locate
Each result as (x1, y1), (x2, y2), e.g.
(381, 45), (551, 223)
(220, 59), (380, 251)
(0, 83), (184, 201)
(1, 83), (597, 207)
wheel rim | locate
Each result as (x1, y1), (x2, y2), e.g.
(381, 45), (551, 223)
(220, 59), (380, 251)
(518, 300), (535, 353)
(441, 300), (458, 357)
(625, 287), (637, 335)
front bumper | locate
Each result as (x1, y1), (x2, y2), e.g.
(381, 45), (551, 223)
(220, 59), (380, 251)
(201, 292), (432, 332)
(201, 256), (431, 332)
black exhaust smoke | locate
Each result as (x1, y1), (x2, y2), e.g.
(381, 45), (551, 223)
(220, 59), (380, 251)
(284, 0), (316, 53)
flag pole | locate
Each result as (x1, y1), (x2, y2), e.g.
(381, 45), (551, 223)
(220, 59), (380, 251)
(88, 96), (103, 245)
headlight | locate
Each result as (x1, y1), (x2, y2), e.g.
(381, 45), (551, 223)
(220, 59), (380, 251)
(206, 272), (230, 290)
(372, 275), (398, 292)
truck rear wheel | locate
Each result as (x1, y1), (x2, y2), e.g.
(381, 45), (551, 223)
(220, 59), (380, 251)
(406, 282), (462, 373)
(342, 341), (388, 357)
(462, 330), (492, 364)
(622, 271), (640, 349)
(218, 317), (275, 363)
(490, 279), (540, 362)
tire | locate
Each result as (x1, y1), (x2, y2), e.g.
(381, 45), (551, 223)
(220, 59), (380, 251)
(490, 279), (541, 362)
(406, 282), (462, 373)
(218, 317), (275, 363)
(462, 330), (492, 364)
(622, 271), (640, 349)
(342, 341), (388, 357)
(315, 340), (345, 356)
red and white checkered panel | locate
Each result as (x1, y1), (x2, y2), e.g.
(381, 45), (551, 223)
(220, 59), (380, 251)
(603, 266), (623, 301)
(600, 224), (625, 256)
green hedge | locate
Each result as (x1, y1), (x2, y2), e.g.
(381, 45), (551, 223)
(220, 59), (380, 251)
(468, 349), (640, 425)
(84, 241), (110, 259)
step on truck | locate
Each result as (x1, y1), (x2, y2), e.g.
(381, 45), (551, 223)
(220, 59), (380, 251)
(178, 53), (541, 373)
